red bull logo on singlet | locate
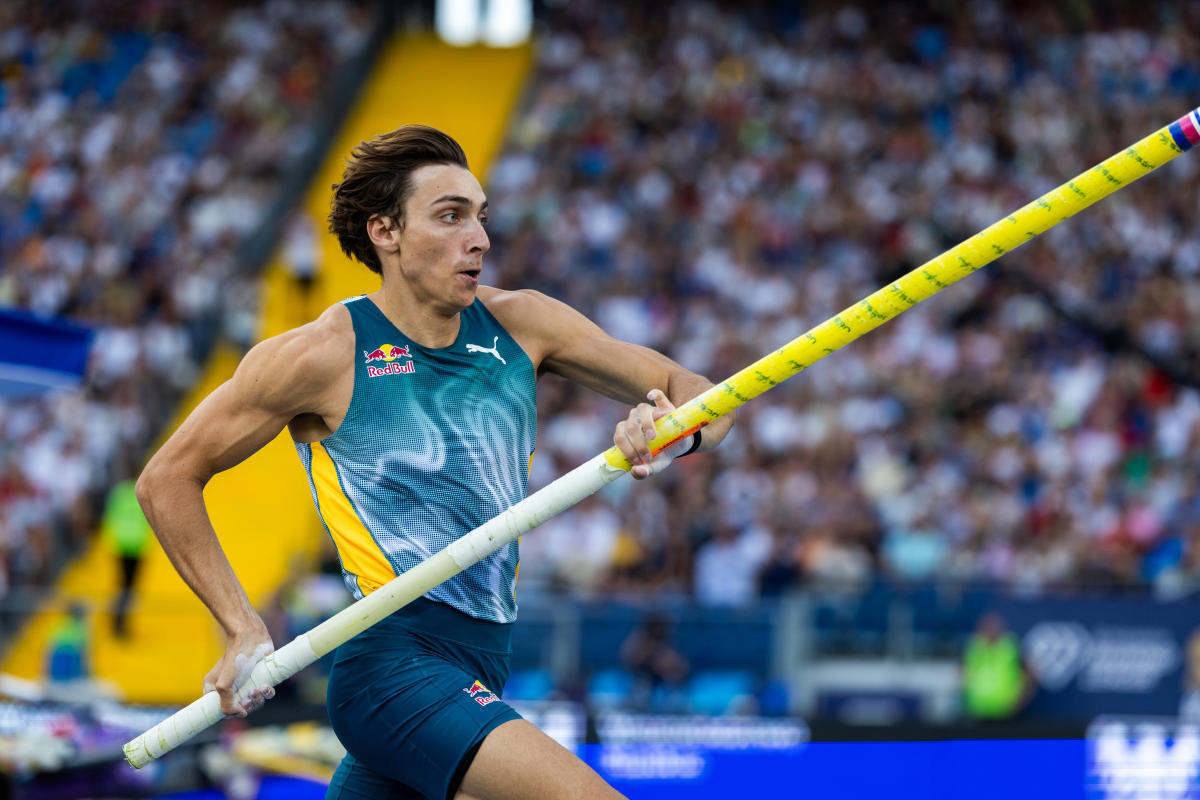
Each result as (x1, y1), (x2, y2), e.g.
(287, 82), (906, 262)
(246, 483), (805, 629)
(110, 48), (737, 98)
(462, 680), (497, 706)
(363, 343), (415, 377)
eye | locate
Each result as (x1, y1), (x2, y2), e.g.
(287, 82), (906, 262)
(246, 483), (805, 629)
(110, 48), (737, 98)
(479, 215), (489, 228)
(440, 211), (460, 223)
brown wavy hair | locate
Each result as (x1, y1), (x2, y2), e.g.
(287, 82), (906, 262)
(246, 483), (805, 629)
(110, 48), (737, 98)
(328, 125), (469, 274)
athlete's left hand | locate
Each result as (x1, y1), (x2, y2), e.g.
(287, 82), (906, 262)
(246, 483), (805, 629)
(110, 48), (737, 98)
(614, 389), (694, 479)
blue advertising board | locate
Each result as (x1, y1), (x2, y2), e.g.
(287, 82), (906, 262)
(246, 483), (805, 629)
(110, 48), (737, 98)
(168, 739), (1087, 800)
(993, 596), (1200, 719)
(163, 722), (1200, 800)
(582, 739), (1083, 799)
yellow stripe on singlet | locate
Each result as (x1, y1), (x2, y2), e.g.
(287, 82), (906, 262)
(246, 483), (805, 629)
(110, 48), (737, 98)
(309, 442), (395, 596)
(512, 451), (536, 598)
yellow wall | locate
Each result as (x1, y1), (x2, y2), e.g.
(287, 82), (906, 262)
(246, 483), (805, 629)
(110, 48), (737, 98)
(2, 35), (533, 704)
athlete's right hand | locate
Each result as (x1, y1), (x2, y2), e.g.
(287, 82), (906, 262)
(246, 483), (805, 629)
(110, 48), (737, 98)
(204, 618), (276, 717)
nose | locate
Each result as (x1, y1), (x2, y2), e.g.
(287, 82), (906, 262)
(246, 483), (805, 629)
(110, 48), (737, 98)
(468, 219), (490, 254)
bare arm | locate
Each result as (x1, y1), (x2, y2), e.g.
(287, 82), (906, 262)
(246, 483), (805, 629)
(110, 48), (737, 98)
(135, 307), (350, 713)
(483, 288), (733, 473)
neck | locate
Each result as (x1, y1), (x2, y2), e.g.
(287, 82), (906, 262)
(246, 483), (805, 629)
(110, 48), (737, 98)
(368, 283), (466, 349)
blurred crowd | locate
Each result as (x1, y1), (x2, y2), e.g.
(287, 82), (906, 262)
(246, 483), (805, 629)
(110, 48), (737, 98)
(6, 0), (1200, 621)
(0, 0), (367, 608)
(495, 1), (1200, 604)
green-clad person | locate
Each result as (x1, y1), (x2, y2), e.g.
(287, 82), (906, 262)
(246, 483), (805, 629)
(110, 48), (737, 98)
(102, 478), (152, 638)
(136, 125), (734, 800)
(963, 612), (1034, 721)
(46, 601), (89, 683)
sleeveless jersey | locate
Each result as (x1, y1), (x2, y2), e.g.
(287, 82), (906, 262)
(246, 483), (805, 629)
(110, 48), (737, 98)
(295, 296), (536, 622)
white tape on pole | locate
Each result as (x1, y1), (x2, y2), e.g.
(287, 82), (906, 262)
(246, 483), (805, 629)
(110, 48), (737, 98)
(124, 634), (319, 768)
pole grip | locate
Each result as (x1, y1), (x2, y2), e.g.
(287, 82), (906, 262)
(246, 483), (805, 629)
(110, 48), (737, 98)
(123, 634), (318, 768)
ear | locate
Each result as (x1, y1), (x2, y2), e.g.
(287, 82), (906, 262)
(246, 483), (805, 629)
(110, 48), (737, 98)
(366, 214), (402, 255)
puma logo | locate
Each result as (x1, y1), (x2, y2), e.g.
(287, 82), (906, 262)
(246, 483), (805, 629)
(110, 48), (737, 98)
(466, 336), (506, 365)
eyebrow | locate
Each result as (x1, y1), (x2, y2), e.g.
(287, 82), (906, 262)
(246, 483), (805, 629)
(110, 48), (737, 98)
(431, 194), (488, 210)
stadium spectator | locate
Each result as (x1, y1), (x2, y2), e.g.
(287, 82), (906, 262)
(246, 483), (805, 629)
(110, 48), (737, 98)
(100, 475), (151, 639)
(693, 521), (772, 606)
(961, 613), (1034, 721)
(620, 611), (689, 712)
(281, 210), (322, 326)
(44, 601), (89, 685)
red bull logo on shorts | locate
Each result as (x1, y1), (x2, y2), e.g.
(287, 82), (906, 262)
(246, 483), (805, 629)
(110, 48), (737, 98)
(363, 343), (415, 377)
(462, 680), (497, 706)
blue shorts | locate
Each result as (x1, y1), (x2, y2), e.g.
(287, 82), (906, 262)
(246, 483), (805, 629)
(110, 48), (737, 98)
(324, 598), (522, 800)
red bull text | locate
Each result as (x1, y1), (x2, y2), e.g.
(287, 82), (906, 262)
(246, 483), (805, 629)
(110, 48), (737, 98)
(367, 361), (415, 377)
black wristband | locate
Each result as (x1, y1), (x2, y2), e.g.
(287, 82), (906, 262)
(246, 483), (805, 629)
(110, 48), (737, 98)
(679, 430), (702, 457)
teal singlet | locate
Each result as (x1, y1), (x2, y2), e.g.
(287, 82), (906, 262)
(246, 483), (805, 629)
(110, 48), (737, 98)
(295, 295), (536, 622)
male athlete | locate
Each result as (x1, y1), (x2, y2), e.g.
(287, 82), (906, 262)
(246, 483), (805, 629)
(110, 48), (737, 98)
(136, 125), (732, 799)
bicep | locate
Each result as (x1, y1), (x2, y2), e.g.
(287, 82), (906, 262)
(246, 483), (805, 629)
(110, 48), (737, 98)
(535, 298), (682, 405)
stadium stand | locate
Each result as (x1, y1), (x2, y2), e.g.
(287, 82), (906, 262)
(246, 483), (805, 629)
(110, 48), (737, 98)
(5, 4), (1200, 798)
(501, 1), (1200, 603)
(0, 0), (369, 642)
(2, 0), (1200, 736)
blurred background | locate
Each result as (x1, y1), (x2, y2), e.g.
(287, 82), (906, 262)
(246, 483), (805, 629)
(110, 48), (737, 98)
(1, 0), (1199, 797)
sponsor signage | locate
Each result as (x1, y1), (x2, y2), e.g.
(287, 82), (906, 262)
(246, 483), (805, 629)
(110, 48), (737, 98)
(995, 596), (1199, 718)
(1087, 717), (1200, 800)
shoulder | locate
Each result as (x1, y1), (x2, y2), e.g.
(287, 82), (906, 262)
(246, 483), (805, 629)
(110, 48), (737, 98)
(242, 302), (352, 373)
(478, 286), (596, 338)
(231, 303), (353, 409)
(477, 286), (553, 321)
(477, 286), (599, 367)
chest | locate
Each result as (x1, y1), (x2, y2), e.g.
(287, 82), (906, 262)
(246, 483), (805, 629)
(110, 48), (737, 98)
(335, 337), (537, 459)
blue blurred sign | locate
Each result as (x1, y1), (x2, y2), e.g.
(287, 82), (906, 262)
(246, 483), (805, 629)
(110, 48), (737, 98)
(582, 738), (1085, 799)
(0, 308), (93, 397)
(994, 596), (1199, 719)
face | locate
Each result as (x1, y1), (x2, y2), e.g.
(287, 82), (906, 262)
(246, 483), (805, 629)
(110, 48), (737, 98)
(371, 163), (490, 312)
